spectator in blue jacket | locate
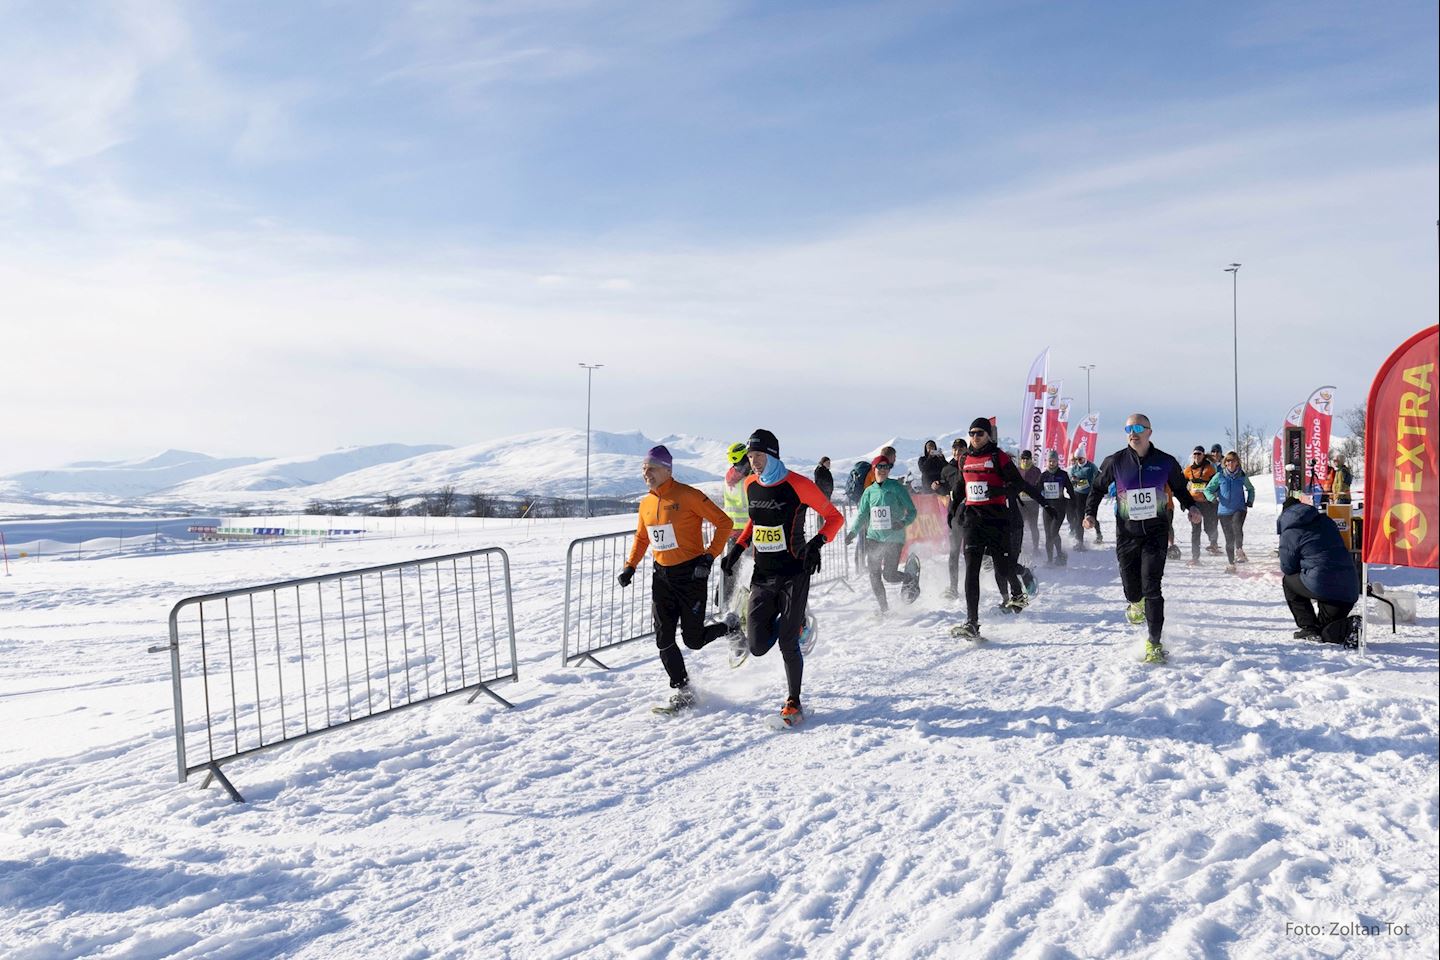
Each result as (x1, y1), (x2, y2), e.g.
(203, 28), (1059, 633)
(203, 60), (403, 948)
(1278, 495), (1360, 645)
(1203, 450), (1255, 571)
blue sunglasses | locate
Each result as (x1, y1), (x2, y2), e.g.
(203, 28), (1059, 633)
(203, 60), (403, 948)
(1123, 423), (1149, 435)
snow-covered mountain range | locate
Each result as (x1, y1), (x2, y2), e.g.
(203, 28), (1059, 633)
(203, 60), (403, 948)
(2, 427), (1033, 514)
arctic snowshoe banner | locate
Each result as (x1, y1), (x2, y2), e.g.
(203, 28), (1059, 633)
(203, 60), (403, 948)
(1044, 382), (1064, 457)
(1303, 385), (1337, 493)
(1271, 433), (1286, 504)
(1363, 326), (1439, 569)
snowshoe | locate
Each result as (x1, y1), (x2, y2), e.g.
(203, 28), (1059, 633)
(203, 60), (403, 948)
(1225, 563), (1237, 574)
(1055, 552), (1067, 567)
(727, 614), (749, 668)
(1143, 641), (1168, 665)
(950, 621), (984, 641)
(1206, 545), (1223, 556)
(1166, 544), (1182, 560)
(652, 686), (698, 716)
(799, 614), (819, 656)
(1185, 558), (1201, 567)
(1125, 600), (1147, 625)
(1235, 548), (1249, 564)
(1004, 592), (1030, 613)
(901, 556), (921, 604)
(777, 697), (805, 728)
(1019, 566), (1038, 597)
(1292, 627), (1321, 641)
(941, 586), (958, 600)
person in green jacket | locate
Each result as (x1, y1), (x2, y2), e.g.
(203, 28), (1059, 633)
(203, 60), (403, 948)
(846, 456), (919, 613)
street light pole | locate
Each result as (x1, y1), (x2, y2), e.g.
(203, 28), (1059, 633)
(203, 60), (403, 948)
(1224, 263), (1241, 456)
(1078, 364), (1096, 415)
(578, 363), (603, 518)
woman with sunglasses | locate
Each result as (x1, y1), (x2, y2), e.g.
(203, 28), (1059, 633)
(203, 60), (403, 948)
(948, 418), (1055, 640)
(1203, 450), (1256, 572)
(846, 455), (920, 615)
(1083, 414), (1201, 664)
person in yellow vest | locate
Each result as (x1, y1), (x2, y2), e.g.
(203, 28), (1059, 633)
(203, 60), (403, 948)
(619, 445), (736, 713)
(719, 441), (751, 603)
(1182, 445), (1220, 564)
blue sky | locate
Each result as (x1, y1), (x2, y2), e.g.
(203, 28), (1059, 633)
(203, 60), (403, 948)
(2, 0), (1436, 469)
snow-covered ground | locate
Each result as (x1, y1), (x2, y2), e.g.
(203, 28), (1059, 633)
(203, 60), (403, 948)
(0, 503), (1435, 958)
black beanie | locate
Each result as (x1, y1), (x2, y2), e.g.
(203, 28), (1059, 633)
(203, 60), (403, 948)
(747, 428), (780, 457)
(969, 417), (992, 437)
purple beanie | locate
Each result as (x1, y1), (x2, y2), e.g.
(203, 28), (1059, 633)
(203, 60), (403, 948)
(643, 445), (673, 469)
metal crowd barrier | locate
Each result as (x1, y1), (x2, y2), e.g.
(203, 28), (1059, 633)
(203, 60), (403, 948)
(162, 547), (518, 802)
(561, 506), (856, 667)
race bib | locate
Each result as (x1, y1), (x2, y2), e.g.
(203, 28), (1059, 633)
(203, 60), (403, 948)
(646, 523), (678, 552)
(1188, 481), (1206, 494)
(870, 505), (892, 531)
(1126, 487), (1159, 520)
(752, 524), (788, 553)
(966, 481), (989, 501)
(1043, 481), (1061, 500)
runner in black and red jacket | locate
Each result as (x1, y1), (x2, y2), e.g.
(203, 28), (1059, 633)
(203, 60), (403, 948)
(722, 428), (843, 726)
(948, 418), (1055, 639)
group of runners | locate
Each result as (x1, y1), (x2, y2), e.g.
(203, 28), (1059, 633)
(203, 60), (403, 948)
(618, 417), (1343, 727)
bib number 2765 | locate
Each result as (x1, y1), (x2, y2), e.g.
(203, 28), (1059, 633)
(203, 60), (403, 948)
(753, 525), (788, 553)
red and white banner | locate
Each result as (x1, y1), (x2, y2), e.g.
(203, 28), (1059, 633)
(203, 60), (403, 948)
(1271, 433), (1285, 504)
(1019, 349), (1050, 461)
(1363, 327), (1438, 569)
(1285, 402), (1304, 431)
(901, 493), (953, 562)
(1055, 396), (1073, 461)
(1069, 413), (1099, 462)
(1303, 385), (1337, 492)
(1043, 382), (1065, 456)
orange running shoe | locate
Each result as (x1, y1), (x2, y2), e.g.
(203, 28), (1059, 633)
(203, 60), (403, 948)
(780, 697), (805, 726)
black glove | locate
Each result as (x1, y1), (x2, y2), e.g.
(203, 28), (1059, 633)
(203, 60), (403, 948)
(617, 565), (635, 588)
(803, 535), (826, 575)
(693, 553), (715, 579)
(845, 529), (857, 546)
(720, 542), (744, 576)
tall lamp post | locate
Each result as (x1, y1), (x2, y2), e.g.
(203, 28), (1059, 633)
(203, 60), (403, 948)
(1224, 263), (1241, 457)
(1078, 363), (1096, 415)
(578, 363), (603, 518)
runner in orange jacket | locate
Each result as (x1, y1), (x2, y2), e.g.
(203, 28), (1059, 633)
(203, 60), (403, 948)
(618, 445), (735, 711)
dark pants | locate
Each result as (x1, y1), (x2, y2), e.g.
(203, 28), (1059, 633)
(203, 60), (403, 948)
(1070, 498), (1100, 542)
(1043, 502), (1067, 560)
(866, 539), (908, 611)
(964, 519), (1021, 625)
(1282, 573), (1356, 642)
(947, 520), (964, 592)
(653, 558), (727, 688)
(721, 535), (743, 605)
(1219, 510), (1247, 563)
(747, 573), (810, 701)
(1116, 526), (1169, 642)
(1190, 501), (1219, 558)
(1018, 501), (1040, 554)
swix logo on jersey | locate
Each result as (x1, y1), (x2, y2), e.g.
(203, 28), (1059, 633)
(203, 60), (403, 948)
(748, 498), (788, 511)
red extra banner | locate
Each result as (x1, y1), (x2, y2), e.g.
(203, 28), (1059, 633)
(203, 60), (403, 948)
(901, 493), (952, 562)
(1363, 326), (1439, 569)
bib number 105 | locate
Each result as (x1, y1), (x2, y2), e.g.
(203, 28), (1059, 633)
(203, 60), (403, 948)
(1126, 488), (1159, 520)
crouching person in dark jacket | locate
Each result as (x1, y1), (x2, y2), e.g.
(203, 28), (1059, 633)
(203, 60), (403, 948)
(1278, 495), (1361, 645)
